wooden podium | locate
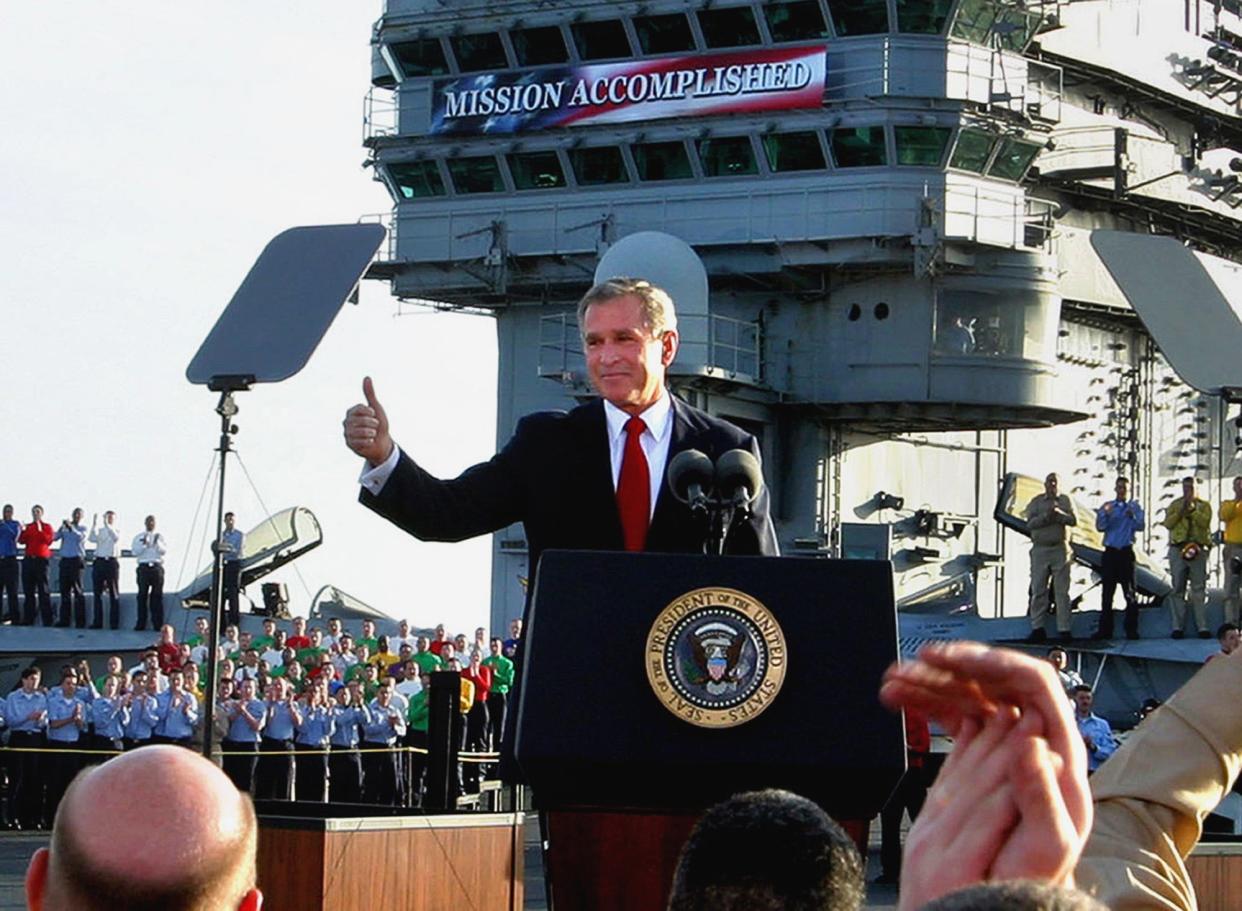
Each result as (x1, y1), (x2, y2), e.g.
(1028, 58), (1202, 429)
(255, 805), (524, 910)
(513, 551), (905, 910)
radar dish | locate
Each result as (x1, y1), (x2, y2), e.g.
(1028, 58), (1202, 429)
(595, 231), (708, 317)
(1091, 230), (1242, 396)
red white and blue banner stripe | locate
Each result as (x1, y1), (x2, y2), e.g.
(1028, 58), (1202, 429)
(430, 45), (827, 136)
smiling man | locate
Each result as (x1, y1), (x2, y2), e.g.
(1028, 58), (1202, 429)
(342, 277), (778, 596)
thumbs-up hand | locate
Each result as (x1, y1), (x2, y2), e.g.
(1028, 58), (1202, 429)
(343, 376), (394, 466)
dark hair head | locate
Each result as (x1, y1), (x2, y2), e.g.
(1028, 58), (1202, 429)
(919, 880), (1107, 910)
(1072, 684), (1092, 695)
(20, 666), (41, 681)
(668, 790), (864, 911)
(1217, 622), (1239, 641)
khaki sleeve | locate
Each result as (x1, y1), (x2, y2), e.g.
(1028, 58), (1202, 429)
(1075, 656), (1242, 910)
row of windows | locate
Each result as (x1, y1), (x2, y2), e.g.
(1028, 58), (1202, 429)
(381, 126), (1042, 199)
(382, 1), (986, 81)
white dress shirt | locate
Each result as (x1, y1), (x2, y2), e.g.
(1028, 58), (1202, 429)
(360, 391), (675, 519)
(131, 531), (168, 564)
(89, 522), (122, 559)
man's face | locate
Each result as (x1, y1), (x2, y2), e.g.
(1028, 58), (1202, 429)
(490, 639), (501, 656)
(1183, 478), (1196, 500)
(1074, 690), (1093, 715)
(1047, 649), (1066, 671)
(169, 672), (183, 692)
(416, 636), (429, 652)
(71, 508), (83, 524)
(1222, 628), (1241, 654)
(241, 678), (255, 700)
(239, 632), (252, 649)
(434, 624), (446, 640)
(1115, 479), (1128, 501)
(582, 295), (678, 414)
(510, 619), (522, 638)
(104, 510), (116, 525)
(225, 513), (235, 530)
(362, 621), (375, 637)
(22, 672), (40, 692)
(329, 619), (341, 634)
(145, 515), (156, 532)
(399, 621), (409, 635)
(377, 686), (391, 706)
(1044, 473), (1059, 498)
(336, 687), (352, 706)
(311, 630), (323, 646)
(32, 506), (43, 522)
(455, 634), (468, 650)
(294, 617), (306, 633)
(442, 644), (456, 661)
(195, 618), (208, 635)
(2, 505), (11, 521)
(475, 626), (485, 640)
(62, 674), (77, 696)
(263, 620), (275, 635)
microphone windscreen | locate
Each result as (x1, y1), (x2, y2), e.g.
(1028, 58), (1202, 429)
(715, 449), (763, 504)
(668, 449), (714, 504)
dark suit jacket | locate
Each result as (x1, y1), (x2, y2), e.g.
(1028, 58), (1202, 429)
(360, 396), (779, 587)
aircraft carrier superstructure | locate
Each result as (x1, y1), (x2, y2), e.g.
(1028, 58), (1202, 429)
(360, 0), (1242, 634)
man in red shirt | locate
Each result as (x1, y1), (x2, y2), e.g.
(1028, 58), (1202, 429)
(428, 624), (450, 657)
(155, 624), (182, 674)
(461, 651), (493, 791)
(285, 616), (311, 651)
(18, 505), (55, 626)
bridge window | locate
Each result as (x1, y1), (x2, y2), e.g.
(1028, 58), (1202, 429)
(765, 2), (830, 42)
(762, 131), (828, 172)
(895, 126), (952, 166)
(895, 0), (954, 34)
(948, 129), (996, 173)
(830, 126), (888, 167)
(828, 0), (892, 35)
(386, 161), (446, 199)
(634, 13), (696, 54)
(511, 26), (569, 66)
(450, 33), (509, 72)
(571, 20), (632, 60)
(697, 7), (762, 48)
(447, 155), (505, 194)
(507, 151), (567, 190)
(987, 138), (1042, 181)
(698, 136), (759, 177)
(632, 141), (695, 181)
(387, 38), (449, 79)
(569, 146), (631, 185)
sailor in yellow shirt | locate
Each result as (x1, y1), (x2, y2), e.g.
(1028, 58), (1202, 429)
(1219, 475), (1242, 625)
(1162, 476), (1213, 638)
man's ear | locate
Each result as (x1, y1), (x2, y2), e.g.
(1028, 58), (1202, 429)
(26, 847), (49, 911)
(661, 328), (680, 367)
(238, 887), (263, 911)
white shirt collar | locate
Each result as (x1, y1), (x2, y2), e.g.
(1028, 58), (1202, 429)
(602, 391), (673, 444)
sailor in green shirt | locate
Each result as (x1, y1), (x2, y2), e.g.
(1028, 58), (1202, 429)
(411, 637), (443, 674)
(1162, 476), (1214, 638)
(297, 628), (328, 671)
(483, 638), (514, 751)
(251, 617), (278, 652)
(95, 655), (126, 694)
(184, 616), (210, 651)
(405, 672), (432, 804)
(356, 618), (379, 655)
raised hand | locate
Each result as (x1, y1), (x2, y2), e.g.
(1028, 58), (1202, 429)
(342, 376), (393, 465)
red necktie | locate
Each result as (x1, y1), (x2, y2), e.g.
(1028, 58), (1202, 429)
(616, 416), (650, 552)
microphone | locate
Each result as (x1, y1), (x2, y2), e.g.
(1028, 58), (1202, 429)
(715, 449), (764, 515)
(668, 449), (714, 516)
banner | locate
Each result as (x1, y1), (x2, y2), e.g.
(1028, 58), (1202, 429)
(429, 45), (827, 136)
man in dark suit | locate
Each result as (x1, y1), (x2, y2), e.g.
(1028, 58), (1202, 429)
(342, 277), (778, 574)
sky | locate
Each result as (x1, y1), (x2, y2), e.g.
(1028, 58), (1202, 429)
(0, 2), (499, 633)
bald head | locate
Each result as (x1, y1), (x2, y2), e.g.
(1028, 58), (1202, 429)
(26, 746), (261, 910)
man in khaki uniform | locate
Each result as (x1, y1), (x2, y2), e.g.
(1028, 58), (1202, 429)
(1218, 475), (1242, 625)
(1024, 472), (1077, 642)
(1162, 476), (1213, 639)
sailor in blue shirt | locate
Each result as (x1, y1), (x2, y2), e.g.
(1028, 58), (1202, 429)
(294, 682), (333, 802)
(328, 686), (369, 803)
(219, 512), (245, 627)
(52, 508), (89, 628)
(222, 677), (265, 793)
(1073, 685), (1118, 772)
(5, 666), (48, 829)
(362, 682), (406, 806)
(121, 671), (162, 749)
(0, 504), (20, 624)
(90, 676), (126, 753)
(46, 668), (88, 819)
(255, 678), (302, 801)
(153, 668), (199, 747)
(1092, 476), (1147, 640)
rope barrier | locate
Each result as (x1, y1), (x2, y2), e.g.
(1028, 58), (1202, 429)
(0, 744), (501, 760)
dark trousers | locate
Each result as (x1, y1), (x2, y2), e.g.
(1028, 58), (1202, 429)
(45, 740), (83, 823)
(0, 556), (19, 622)
(123, 738), (152, 752)
(8, 731), (46, 827)
(1099, 546), (1138, 635)
(91, 557), (119, 628)
(486, 691), (507, 752)
(58, 556), (86, 627)
(362, 741), (398, 805)
(135, 563), (164, 630)
(464, 701), (490, 791)
(406, 730), (428, 805)
(879, 763), (930, 877)
(223, 561), (241, 627)
(222, 740), (258, 793)
(21, 557), (52, 626)
(328, 747), (363, 804)
(295, 748), (328, 802)
(255, 738), (292, 800)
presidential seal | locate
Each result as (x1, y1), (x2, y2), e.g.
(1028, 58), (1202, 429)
(645, 587), (788, 729)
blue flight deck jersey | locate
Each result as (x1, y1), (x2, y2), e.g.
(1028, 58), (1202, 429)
(46, 689), (85, 743)
(154, 690), (199, 740)
(226, 699), (266, 742)
(5, 690), (47, 733)
(53, 523), (88, 559)
(92, 697), (125, 741)
(264, 700), (298, 741)
(328, 705), (368, 747)
(122, 694), (161, 740)
(295, 706), (332, 746)
(0, 519), (19, 557)
(1095, 498), (1146, 548)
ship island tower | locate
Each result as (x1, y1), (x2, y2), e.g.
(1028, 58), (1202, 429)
(360, 0), (1242, 635)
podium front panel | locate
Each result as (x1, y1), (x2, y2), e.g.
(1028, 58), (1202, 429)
(514, 551), (905, 818)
